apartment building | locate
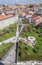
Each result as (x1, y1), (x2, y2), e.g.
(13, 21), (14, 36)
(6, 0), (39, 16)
(0, 13), (18, 29)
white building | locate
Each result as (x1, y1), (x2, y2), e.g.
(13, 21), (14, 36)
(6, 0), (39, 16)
(0, 13), (18, 29)
(26, 14), (32, 23)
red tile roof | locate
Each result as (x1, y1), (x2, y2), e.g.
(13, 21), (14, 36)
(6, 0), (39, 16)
(19, 12), (26, 15)
(32, 14), (42, 25)
(0, 14), (13, 20)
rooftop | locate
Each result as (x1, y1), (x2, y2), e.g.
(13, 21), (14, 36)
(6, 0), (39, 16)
(32, 14), (42, 25)
(19, 12), (26, 15)
(0, 14), (13, 20)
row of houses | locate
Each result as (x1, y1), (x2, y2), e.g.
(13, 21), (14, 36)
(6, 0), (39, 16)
(19, 7), (42, 26)
(0, 13), (18, 29)
(0, 5), (42, 29)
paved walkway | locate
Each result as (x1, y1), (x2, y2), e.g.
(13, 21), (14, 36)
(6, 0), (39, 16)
(0, 25), (19, 63)
(19, 37), (33, 47)
(0, 36), (16, 45)
(2, 43), (16, 63)
(0, 24), (42, 65)
(2, 61), (42, 65)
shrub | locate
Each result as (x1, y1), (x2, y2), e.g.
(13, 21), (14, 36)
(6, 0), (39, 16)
(25, 47), (28, 50)
(33, 49), (36, 54)
(19, 52), (21, 56)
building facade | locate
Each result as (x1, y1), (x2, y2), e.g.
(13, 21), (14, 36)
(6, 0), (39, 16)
(0, 14), (18, 29)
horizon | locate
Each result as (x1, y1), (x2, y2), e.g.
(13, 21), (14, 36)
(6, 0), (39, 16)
(0, 0), (42, 5)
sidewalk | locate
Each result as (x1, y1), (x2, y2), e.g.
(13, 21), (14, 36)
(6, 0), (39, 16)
(2, 43), (16, 63)
(0, 36), (16, 45)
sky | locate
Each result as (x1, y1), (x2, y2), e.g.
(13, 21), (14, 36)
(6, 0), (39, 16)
(0, 0), (42, 4)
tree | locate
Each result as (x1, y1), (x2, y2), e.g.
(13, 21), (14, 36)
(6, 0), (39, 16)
(33, 49), (36, 54)
(29, 4), (33, 8)
(19, 52), (21, 56)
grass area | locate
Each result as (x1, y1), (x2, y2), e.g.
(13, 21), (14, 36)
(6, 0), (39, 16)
(21, 29), (42, 46)
(37, 28), (42, 33)
(9, 21), (18, 27)
(22, 30), (38, 38)
(0, 27), (16, 42)
(23, 19), (29, 24)
(0, 21), (17, 42)
(0, 21), (19, 42)
(18, 27), (42, 61)
(0, 29), (2, 33)
(0, 43), (14, 60)
(18, 41), (42, 61)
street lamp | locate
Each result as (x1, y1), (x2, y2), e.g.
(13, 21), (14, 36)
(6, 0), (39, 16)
(15, 24), (24, 63)
(15, 25), (19, 63)
(15, 24), (29, 63)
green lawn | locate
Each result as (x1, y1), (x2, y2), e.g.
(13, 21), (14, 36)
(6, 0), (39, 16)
(21, 29), (42, 47)
(24, 19), (29, 24)
(0, 27), (16, 42)
(18, 41), (42, 61)
(0, 21), (19, 42)
(18, 27), (42, 61)
(0, 43), (14, 60)
(22, 30), (38, 38)
(0, 29), (2, 33)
